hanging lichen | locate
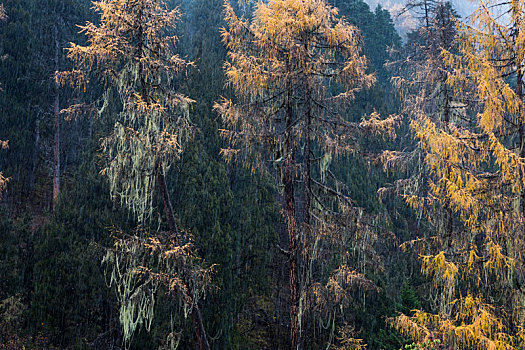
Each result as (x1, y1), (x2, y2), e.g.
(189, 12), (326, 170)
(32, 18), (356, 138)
(102, 228), (214, 349)
(60, 0), (194, 225)
(60, 1), (212, 348)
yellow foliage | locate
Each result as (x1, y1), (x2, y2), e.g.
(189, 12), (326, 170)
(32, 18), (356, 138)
(392, 1), (525, 348)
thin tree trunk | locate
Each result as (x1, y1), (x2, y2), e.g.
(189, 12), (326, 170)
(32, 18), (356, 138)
(286, 157), (298, 350)
(29, 109), (39, 192)
(156, 165), (210, 350)
(156, 166), (178, 234)
(298, 75), (312, 350)
(190, 305), (209, 350)
(286, 160), (298, 350)
(517, 68), (525, 215)
(442, 72), (453, 241)
(282, 91), (299, 350)
(52, 25), (60, 207)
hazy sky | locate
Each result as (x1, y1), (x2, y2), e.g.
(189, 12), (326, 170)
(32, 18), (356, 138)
(363, 0), (477, 34)
(363, 0), (476, 17)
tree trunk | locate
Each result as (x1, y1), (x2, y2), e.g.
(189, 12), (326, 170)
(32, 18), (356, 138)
(190, 305), (210, 350)
(282, 91), (299, 350)
(517, 68), (525, 215)
(285, 157), (298, 350)
(156, 166), (179, 235)
(156, 165), (210, 350)
(52, 25), (60, 207)
(286, 158), (298, 350)
(441, 73), (454, 241)
(29, 108), (39, 192)
(298, 76), (312, 350)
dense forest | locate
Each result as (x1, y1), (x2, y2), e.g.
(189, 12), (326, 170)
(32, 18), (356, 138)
(1, 0), (524, 349)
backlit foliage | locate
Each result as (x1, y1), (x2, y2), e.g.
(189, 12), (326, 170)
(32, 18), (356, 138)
(216, 0), (395, 347)
(387, 0), (525, 348)
(216, 0), (377, 168)
(61, 0), (194, 224)
(62, 0), (210, 347)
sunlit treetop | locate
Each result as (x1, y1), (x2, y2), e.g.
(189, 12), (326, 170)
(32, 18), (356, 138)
(221, 0), (372, 97)
(217, 0), (383, 170)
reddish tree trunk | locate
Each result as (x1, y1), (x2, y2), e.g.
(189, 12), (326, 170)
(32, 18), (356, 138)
(299, 76), (312, 350)
(53, 25), (60, 207)
(282, 94), (299, 350)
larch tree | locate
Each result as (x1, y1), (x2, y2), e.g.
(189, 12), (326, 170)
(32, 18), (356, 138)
(60, 0), (212, 349)
(384, 1), (460, 247)
(387, 0), (525, 348)
(215, 0), (396, 348)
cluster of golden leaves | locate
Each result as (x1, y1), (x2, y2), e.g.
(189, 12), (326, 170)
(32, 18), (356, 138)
(215, 0), (379, 169)
(393, 297), (518, 350)
(330, 323), (367, 350)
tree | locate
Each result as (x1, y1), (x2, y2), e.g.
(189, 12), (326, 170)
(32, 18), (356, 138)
(61, 0), (212, 349)
(388, 1), (525, 348)
(52, 22), (60, 207)
(0, 5), (7, 199)
(402, 0), (439, 33)
(216, 1), (396, 348)
(0, 140), (7, 198)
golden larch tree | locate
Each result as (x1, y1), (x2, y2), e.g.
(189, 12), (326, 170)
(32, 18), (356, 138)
(216, 0), (396, 348)
(388, 1), (525, 348)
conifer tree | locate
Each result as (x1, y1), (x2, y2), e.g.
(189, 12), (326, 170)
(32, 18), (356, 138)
(61, 0), (211, 349)
(0, 4), (7, 198)
(216, 1), (396, 348)
(0, 139), (7, 199)
(387, 1), (525, 348)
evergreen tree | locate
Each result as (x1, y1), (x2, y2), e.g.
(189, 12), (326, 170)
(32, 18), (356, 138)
(0, 5), (6, 198)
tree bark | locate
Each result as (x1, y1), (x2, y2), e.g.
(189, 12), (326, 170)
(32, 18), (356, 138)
(285, 156), (298, 350)
(156, 165), (210, 350)
(298, 74), (312, 350)
(156, 166), (179, 235)
(282, 90), (299, 350)
(52, 25), (60, 207)
(190, 304), (210, 350)
(517, 68), (525, 216)
(29, 108), (39, 192)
